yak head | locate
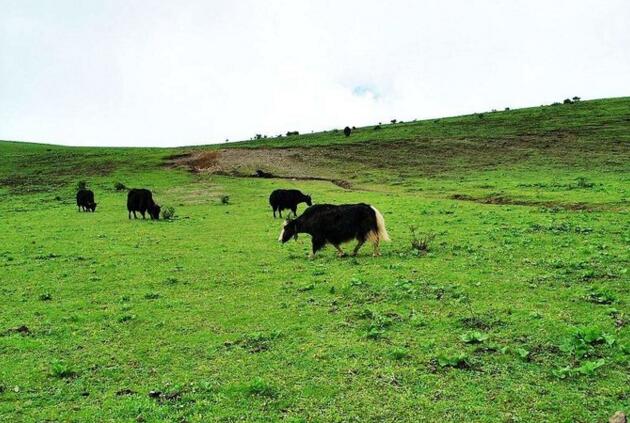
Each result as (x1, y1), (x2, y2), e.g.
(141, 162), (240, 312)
(279, 219), (299, 243)
(304, 194), (312, 207)
(88, 202), (97, 212)
(149, 204), (161, 220)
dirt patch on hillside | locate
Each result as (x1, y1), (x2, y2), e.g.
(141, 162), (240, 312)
(166, 149), (354, 189)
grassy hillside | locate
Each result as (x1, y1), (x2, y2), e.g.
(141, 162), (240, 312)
(0, 98), (628, 422)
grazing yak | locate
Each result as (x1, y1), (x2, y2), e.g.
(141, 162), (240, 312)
(279, 203), (390, 258)
(76, 189), (97, 212)
(269, 189), (312, 218)
(127, 188), (161, 220)
(344, 126), (352, 137)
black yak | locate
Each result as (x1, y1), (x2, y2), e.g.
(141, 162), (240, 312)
(76, 189), (97, 212)
(127, 188), (161, 220)
(343, 126), (351, 137)
(269, 189), (312, 218)
(279, 203), (390, 258)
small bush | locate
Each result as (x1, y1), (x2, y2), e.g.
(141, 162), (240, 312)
(560, 326), (615, 358)
(390, 119), (397, 124)
(114, 182), (127, 191)
(220, 195), (230, 205)
(50, 360), (76, 379)
(76, 181), (87, 190)
(515, 347), (530, 361)
(246, 379), (277, 398)
(373, 125), (382, 130)
(553, 359), (606, 379)
(389, 347), (411, 360)
(460, 331), (488, 344)
(286, 131), (299, 136)
(161, 206), (175, 220)
(572, 96), (581, 102)
(575, 176), (594, 188)
(410, 225), (436, 253)
(39, 293), (53, 301)
(118, 314), (135, 323)
(563, 98), (573, 104)
(436, 352), (470, 369)
(585, 288), (616, 305)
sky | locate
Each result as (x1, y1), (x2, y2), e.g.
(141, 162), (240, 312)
(1, 0), (629, 147)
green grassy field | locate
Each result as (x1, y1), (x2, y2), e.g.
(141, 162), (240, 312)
(0, 98), (628, 422)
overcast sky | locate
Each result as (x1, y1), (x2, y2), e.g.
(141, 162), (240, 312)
(1, 0), (629, 147)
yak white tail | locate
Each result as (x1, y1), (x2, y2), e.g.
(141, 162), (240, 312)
(368, 206), (391, 242)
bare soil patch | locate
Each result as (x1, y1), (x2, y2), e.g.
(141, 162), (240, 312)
(166, 148), (354, 189)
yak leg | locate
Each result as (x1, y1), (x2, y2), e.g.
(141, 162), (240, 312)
(373, 239), (381, 257)
(272, 207), (276, 218)
(334, 244), (346, 257)
(291, 207), (297, 217)
(352, 240), (366, 256)
(310, 237), (326, 259)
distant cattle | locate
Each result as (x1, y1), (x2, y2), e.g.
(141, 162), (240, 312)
(279, 203), (390, 258)
(127, 188), (161, 220)
(269, 189), (312, 218)
(76, 189), (97, 212)
(344, 126), (351, 137)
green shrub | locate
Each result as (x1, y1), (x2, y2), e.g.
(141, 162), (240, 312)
(161, 206), (175, 220)
(437, 352), (470, 368)
(560, 326), (615, 358)
(553, 359), (606, 379)
(585, 288), (616, 304)
(38, 293), (52, 301)
(246, 379), (277, 398)
(460, 331), (489, 344)
(410, 225), (436, 253)
(50, 360), (76, 379)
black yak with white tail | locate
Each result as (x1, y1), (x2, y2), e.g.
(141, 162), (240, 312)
(269, 189), (312, 218)
(76, 189), (97, 212)
(279, 203), (390, 258)
(127, 188), (161, 220)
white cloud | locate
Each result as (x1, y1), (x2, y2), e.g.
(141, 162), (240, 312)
(1, 0), (629, 146)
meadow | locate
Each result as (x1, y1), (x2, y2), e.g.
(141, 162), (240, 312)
(0, 98), (628, 422)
